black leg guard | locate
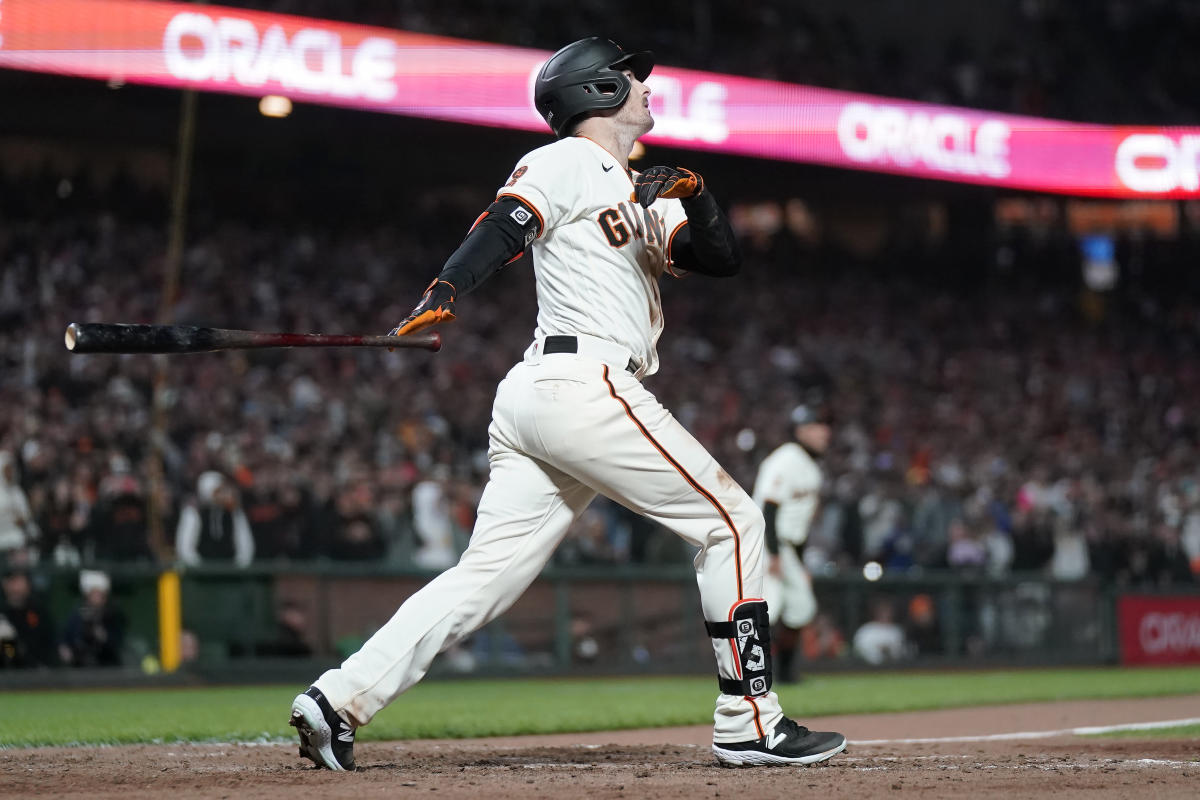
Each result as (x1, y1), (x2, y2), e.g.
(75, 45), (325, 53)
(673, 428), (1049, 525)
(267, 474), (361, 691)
(705, 600), (773, 697)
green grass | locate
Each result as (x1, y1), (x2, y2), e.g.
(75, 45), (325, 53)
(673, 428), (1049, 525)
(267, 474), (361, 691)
(1087, 723), (1200, 739)
(1, 666), (1198, 748)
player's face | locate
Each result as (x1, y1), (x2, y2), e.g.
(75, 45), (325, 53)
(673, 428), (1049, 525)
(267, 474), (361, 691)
(797, 422), (832, 454)
(616, 69), (654, 134)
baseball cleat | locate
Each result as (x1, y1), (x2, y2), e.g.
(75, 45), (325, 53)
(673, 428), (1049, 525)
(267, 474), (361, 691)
(289, 686), (356, 771)
(712, 717), (846, 767)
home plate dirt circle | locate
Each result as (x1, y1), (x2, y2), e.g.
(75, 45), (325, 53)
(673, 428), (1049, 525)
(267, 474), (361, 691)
(4, 695), (1198, 799)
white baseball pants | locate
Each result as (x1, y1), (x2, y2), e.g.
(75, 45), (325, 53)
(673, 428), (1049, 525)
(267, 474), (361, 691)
(765, 544), (817, 629)
(315, 336), (784, 743)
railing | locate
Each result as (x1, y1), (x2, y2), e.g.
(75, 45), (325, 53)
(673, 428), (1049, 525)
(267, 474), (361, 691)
(3, 563), (1196, 687)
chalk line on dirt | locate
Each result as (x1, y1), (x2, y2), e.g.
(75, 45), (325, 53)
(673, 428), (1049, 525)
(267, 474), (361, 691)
(852, 716), (1200, 745)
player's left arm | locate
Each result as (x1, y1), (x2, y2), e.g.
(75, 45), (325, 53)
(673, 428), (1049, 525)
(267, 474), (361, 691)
(631, 166), (741, 277)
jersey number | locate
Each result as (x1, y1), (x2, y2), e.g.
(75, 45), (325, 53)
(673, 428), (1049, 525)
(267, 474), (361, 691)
(505, 166), (527, 187)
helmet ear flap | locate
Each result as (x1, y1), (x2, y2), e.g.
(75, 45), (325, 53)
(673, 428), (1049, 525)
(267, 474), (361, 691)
(534, 37), (652, 137)
(586, 78), (625, 96)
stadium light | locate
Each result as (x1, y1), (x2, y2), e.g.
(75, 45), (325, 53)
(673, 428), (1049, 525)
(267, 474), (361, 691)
(259, 95), (292, 118)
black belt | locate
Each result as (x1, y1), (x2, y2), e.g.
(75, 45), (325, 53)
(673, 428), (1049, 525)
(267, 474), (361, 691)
(543, 335), (640, 376)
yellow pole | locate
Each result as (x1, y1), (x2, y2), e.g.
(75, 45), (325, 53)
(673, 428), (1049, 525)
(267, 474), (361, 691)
(158, 570), (182, 672)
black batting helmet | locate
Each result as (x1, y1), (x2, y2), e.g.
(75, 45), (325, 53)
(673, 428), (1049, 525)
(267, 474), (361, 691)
(534, 37), (654, 138)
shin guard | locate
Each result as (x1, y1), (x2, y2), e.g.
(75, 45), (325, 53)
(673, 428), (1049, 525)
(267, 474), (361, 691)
(706, 599), (772, 697)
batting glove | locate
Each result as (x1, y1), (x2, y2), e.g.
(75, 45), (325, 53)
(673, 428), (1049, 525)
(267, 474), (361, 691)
(631, 166), (704, 208)
(390, 279), (457, 336)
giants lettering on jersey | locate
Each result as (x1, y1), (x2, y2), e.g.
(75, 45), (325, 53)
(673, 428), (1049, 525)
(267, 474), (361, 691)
(597, 202), (667, 249)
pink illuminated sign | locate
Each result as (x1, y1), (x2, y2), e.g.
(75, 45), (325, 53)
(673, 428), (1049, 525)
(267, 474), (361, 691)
(1, 0), (1198, 198)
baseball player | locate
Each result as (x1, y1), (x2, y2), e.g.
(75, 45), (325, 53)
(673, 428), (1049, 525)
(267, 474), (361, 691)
(752, 404), (832, 683)
(289, 37), (845, 770)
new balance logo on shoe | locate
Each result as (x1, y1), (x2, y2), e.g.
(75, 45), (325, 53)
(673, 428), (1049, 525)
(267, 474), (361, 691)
(765, 730), (788, 750)
(290, 687), (357, 771)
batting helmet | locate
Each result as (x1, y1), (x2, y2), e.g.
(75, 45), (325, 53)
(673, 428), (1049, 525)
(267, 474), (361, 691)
(534, 37), (654, 138)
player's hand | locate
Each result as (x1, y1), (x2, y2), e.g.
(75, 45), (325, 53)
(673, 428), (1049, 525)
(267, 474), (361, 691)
(390, 279), (457, 337)
(767, 555), (782, 578)
(630, 166), (703, 208)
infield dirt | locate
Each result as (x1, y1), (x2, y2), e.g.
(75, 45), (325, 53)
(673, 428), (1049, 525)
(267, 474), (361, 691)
(3, 694), (1198, 799)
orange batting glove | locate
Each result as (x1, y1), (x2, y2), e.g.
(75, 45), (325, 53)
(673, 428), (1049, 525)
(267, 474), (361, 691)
(631, 166), (703, 207)
(389, 279), (457, 336)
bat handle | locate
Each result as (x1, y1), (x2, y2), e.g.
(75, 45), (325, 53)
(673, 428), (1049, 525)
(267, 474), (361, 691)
(65, 322), (82, 352)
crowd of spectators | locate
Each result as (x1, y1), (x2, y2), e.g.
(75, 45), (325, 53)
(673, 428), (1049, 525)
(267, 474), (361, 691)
(1, 167), (1198, 595)
(232, 0), (1200, 124)
(0, 565), (125, 668)
(4, 1), (1198, 675)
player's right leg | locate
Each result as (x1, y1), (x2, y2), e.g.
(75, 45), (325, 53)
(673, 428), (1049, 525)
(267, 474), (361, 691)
(535, 363), (844, 766)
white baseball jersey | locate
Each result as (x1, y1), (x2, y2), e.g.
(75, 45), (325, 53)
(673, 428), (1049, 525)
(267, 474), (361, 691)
(496, 136), (690, 377)
(752, 443), (822, 546)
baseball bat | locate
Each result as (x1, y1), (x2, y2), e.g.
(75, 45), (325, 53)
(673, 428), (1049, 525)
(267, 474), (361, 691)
(64, 322), (441, 354)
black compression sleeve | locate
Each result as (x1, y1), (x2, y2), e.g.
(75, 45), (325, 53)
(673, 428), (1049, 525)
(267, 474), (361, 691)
(668, 189), (742, 277)
(763, 501), (780, 555)
(436, 197), (541, 295)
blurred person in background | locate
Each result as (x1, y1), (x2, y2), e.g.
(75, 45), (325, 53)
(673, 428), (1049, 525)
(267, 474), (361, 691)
(1147, 521), (1194, 587)
(1181, 496), (1200, 577)
(59, 569), (125, 667)
(852, 597), (908, 665)
(85, 457), (155, 563)
(374, 461), (416, 565)
(33, 476), (86, 567)
(240, 599), (314, 659)
(1011, 504), (1055, 572)
(305, 472), (340, 558)
(0, 451), (40, 563)
(752, 403), (831, 683)
(903, 593), (942, 656)
(858, 473), (906, 564)
(327, 480), (386, 561)
(557, 505), (624, 565)
(175, 471), (255, 567)
(946, 517), (988, 572)
(1049, 511), (1090, 581)
(245, 465), (313, 561)
(812, 473), (864, 570)
(375, 486), (416, 565)
(0, 563), (57, 668)
(910, 473), (959, 569)
(801, 611), (847, 662)
(409, 465), (458, 570)
(570, 609), (602, 665)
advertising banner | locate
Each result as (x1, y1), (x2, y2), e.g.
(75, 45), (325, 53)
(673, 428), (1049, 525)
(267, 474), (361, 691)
(1118, 595), (1200, 665)
(2, 0), (1199, 197)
